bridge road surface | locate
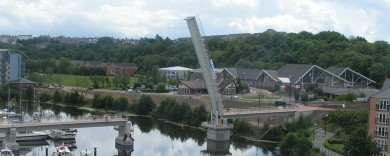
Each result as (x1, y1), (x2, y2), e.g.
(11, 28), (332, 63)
(0, 114), (128, 133)
(223, 104), (333, 119)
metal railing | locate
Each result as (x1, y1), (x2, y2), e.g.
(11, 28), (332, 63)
(375, 131), (389, 138)
(0, 114), (125, 126)
(225, 105), (297, 113)
(376, 118), (389, 125)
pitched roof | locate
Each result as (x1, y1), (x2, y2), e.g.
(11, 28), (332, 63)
(327, 67), (375, 84)
(323, 86), (379, 97)
(277, 64), (315, 83)
(257, 70), (279, 81)
(159, 66), (193, 71)
(381, 79), (390, 91)
(326, 67), (347, 76)
(218, 79), (235, 89)
(371, 87), (390, 99)
(180, 80), (205, 89)
(224, 68), (262, 80)
(11, 78), (37, 84)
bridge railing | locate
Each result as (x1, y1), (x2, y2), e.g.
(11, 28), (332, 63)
(1, 114), (125, 126)
(225, 105), (297, 113)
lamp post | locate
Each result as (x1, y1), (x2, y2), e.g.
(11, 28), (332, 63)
(324, 115), (328, 134)
(313, 123), (316, 142)
(289, 75), (292, 104)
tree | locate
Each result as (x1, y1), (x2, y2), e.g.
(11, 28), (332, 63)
(279, 132), (313, 156)
(53, 91), (62, 103)
(131, 95), (155, 115)
(24, 86), (34, 101)
(114, 97), (129, 110)
(344, 126), (381, 156)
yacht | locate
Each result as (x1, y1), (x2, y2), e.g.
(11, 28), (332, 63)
(0, 144), (14, 156)
(52, 145), (73, 156)
(79, 149), (92, 156)
(49, 129), (77, 140)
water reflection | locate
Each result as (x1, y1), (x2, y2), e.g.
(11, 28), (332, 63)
(13, 104), (277, 156)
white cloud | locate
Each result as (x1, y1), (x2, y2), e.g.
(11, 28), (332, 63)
(229, 15), (311, 33)
(211, 0), (260, 10)
(0, 0), (388, 41)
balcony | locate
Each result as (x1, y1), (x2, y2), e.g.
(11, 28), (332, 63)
(376, 118), (390, 125)
(378, 144), (388, 151)
(375, 131), (389, 138)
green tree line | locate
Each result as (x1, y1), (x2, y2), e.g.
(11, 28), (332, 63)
(2, 32), (390, 87)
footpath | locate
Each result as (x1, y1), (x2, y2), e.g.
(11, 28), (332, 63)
(313, 130), (343, 156)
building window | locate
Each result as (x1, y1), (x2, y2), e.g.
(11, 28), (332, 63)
(377, 100), (389, 111)
(376, 139), (387, 151)
(376, 126), (388, 138)
(377, 113), (389, 124)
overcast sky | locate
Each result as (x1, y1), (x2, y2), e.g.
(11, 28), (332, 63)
(1, 0), (389, 42)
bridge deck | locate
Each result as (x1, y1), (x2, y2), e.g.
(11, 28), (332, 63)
(0, 114), (127, 133)
(223, 104), (326, 119)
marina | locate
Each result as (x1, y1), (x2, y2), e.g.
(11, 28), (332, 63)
(0, 101), (274, 156)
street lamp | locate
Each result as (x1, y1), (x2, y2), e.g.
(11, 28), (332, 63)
(324, 115), (328, 134)
(289, 75), (292, 104)
(313, 123), (316, 142)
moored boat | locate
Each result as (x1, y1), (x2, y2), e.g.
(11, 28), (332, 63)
(52, 145), (73, 156)
(79, 149), (92, 156)
(49, 129), (77, 140)
(0, 144), (14, 156)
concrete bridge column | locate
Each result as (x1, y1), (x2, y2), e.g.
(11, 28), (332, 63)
(2, 128), (19, 151)
(206, 119), (231, 142)
(115, 121), (134, 146)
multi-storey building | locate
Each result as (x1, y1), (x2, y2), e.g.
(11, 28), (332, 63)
(368, 79), (390, 156)
(0, 49), (28, 85)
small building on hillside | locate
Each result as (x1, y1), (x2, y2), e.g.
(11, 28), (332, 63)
(106, 63), (137, 76)
(69, 60), (137, 76)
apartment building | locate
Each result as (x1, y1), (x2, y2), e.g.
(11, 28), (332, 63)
(0, 49), (28, 85)
(368, 79), (390, 155)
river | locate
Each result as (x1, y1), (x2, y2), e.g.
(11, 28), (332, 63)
(5, 102), (276, 156)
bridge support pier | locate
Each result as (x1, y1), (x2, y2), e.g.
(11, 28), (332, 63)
(206, 126), (230, 142)
(115, 121), (134, 146)
(201, 120), (232, 155)
(2, 128), (19, 151)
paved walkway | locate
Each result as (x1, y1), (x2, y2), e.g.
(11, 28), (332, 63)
(313, 130), (343, 156)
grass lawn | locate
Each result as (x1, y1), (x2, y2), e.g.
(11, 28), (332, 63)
(42, 74), (138, 88)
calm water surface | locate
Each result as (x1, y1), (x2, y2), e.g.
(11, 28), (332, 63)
(10, 103), (276, 156)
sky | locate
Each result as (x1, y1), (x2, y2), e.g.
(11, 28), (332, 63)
(0, 0), (389, 42)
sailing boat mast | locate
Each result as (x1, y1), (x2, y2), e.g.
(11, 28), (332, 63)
(7, 87), (10, 111)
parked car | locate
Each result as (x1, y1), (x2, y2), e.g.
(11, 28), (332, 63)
(313, 99), (325, 104)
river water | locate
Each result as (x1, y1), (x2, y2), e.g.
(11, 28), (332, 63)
(7, 103), (276, 156)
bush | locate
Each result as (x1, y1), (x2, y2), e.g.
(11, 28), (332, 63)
(327, 138), (344, 144)
(324, 139), (344, 154)
(39, 93), (51, 102)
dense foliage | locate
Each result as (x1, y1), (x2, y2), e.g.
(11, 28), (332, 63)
(2, 31), (390, 87)
(326, 110), (380, 155)
(128, 95), (156, 115)
(151, 98), (208, 126)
